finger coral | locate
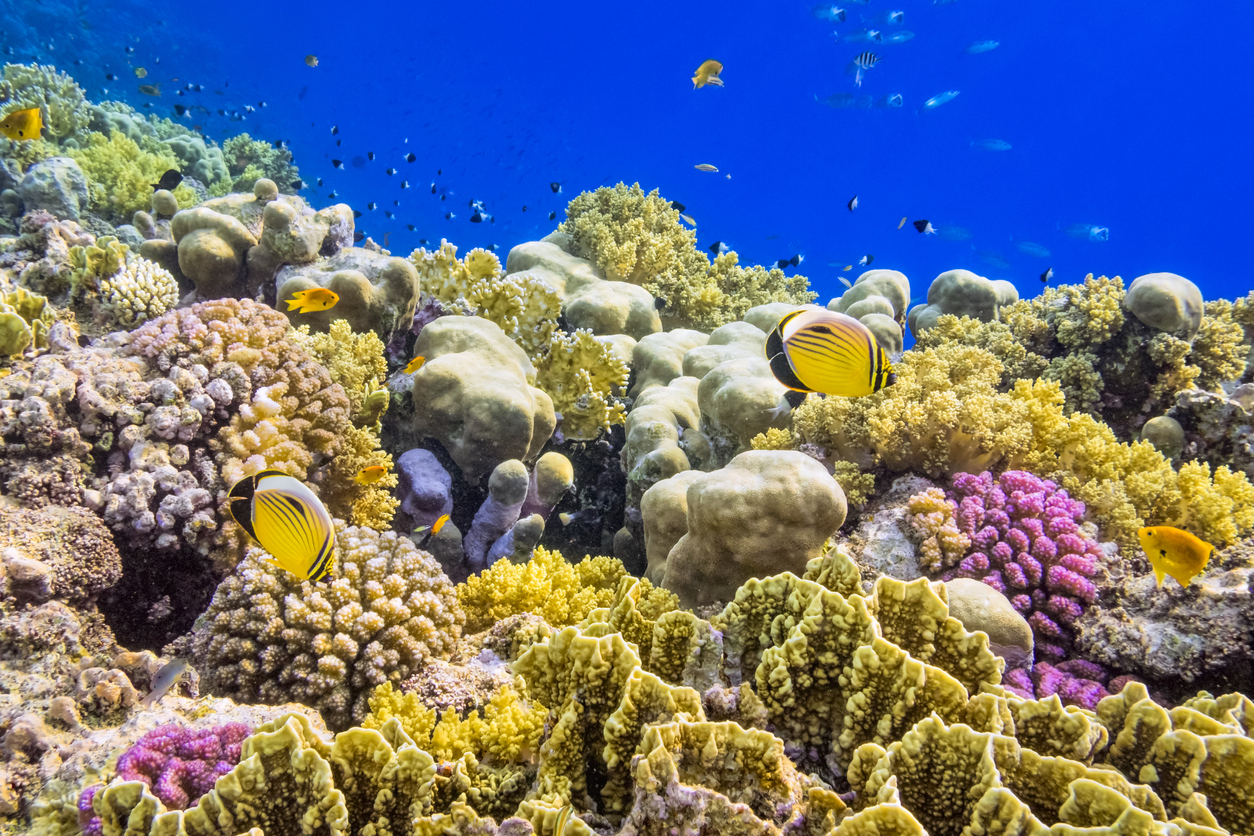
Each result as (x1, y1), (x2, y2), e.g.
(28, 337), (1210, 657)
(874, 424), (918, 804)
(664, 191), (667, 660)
(191, 522), (464, 730)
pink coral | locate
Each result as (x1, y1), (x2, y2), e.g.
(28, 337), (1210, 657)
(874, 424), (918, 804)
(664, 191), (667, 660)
(936, 470), (1103, 661)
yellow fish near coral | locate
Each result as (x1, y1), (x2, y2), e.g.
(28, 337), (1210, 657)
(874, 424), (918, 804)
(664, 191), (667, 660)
(766, 309), (896, 399)
(692, 59), (724, 89)
(354, 465), (389, 485)
(404, 355), (426, 374)
(1138, 525), (1214, 588)
(0, 108), (42, 141)
(285, 287), (339, 313)
(228, 470), (336, 583)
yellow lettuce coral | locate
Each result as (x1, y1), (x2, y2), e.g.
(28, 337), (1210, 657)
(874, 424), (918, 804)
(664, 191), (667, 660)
(458, 547), (634, 632)
(363, 679), (546, 763)
(560, 183), (814, 330)
(410, 241), (562, 360)
(65, 130), (196, 219)
(535, 328), (629, 441)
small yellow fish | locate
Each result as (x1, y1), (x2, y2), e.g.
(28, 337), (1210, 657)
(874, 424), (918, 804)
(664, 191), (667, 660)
(228, 471), (336, 582)
(680, 213), (696, 226)
(305, 55), (319, 67)
(414, 513), (451, 542)
(404, 355), (426, 374)
(692, 59), (724, 89)
(898, 217), (907, 229)
(354, 465), (389, 485)
(134, 67), (147, 78)
(695, 164), (719, 172)
(285, 287), (339, 313)
(1138, 526), (1215, 588)
(553, 805), (576, 836)
(0, 108), (42, 141)
(138, 84), (161, 97)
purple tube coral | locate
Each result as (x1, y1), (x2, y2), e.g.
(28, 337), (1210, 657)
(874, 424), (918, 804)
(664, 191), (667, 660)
(943, 470), (1102, 662)
(84, 723), (251, 818)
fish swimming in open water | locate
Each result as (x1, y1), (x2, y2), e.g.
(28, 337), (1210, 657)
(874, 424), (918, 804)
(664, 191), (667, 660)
(228, 470), (336, 583)
(1138, 526), (1214, 588)
(692, 59), (724, 89)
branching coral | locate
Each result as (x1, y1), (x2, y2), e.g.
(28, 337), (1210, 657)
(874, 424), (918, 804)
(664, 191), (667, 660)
(535, 328), (629, 441)
(560, 183), (814, 330)
(96, 256), (180, 329)
(215, 132), (301, 195)
(410, 241), (562, 360)
(65, 131), (196, 221)
(0, 63), (88, 139)
(192, 522), (464, 729)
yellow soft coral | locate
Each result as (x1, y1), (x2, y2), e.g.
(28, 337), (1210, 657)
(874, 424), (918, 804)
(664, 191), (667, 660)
(914, 313), (1048, 387)
(751, 427), (797, 451)
(535, 329), (629, 441)
(560, 183), (814, 331)
(65, 130), (195, 220)
(409, 241), (562, 360)
(1190, 302), (1246, 390)
(457, 547), (630, 632)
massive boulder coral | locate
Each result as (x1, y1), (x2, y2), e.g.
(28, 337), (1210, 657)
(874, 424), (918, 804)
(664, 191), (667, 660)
(408, 316), (555, 481)
(190, 522), (464, 730)
(661, 450), (847, 606)
(907, 268), (1018, 335)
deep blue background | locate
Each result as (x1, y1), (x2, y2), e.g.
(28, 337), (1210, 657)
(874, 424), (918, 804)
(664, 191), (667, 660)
(5, 0), (1251, 308)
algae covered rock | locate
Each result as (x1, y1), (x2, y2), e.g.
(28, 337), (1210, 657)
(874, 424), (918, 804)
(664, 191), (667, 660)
(17, 157), (89, 220)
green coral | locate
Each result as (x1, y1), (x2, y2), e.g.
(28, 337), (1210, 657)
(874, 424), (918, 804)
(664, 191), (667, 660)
(218, 132), (301, 195)
(0, 286), (55, 355)
(0, 63), (88, 139)
(65, 130), (196, 220)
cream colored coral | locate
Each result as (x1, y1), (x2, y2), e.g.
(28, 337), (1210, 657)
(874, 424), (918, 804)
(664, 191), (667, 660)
(98, 255), (180, 328)
(906, 487), (971, 572)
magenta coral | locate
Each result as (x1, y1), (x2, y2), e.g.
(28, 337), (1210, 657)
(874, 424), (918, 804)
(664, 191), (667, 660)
(941, 470), (1103, 662)
(113, 723), (250, 809)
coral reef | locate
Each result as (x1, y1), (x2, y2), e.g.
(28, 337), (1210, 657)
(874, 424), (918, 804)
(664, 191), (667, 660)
(190, 522), (464, 729)
(65, 131), (195, 221)
(0, 63), (89, 139)
(534, 328), (629, 441)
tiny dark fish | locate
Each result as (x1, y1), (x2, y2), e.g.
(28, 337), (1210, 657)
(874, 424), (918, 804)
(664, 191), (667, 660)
(317, 178), (323, 187)
(522, 205), (528, 212)
(776, 254), (803, 269)
(670, 200), (686, 213)
(445, 211), (455, 219)
(332, 159), (344, 169)
(386, 167), (396, 175)
(351, 156), (366, 168)
(407, 224), (416, 231)
(431, 183), (437, 194)
(437, 169), (442, 175)
(709, 241), (730, 255)
(105, 73), (117, 81)
(328, 190), (338, 198)
(406, 152), (416, 163)
(401, 180), (410, 189)
(548, 211), (557, 220)
(151, 169), (183, 191)
(419, 238), (430, 245)
(292, 179), (303, 190)
(331, 125), (339, 135)
(655, 297), (667, 310)
(354, 231), (365, 243)
(385, 211), (394, 218)
(173, 104), (187, 116)
(353, 210), (362, 218)
(550, 182), (562, 193)
(1041, 267), (1053, 283)
(847, 195), (858, 211)
(367, 151), (376, 160)
(859, 254), (874, 266)
(912, 219), (936, 234)
(335, 139), (341, 146)
(367, 202), (376, 210)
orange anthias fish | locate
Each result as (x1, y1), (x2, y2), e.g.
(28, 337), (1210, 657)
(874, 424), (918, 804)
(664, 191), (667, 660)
(0, 108), (43, 142)
(1138, 525), (1215, 588)
(414, 513), (451, 544)
(692, 59), (724, 89)
(354, 465), (389, 485)
(404, 356), (426, 374)
(285, 287), (339, 313)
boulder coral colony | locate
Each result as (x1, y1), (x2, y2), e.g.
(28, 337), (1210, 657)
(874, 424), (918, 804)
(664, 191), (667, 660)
(0, 62), (1249, 836)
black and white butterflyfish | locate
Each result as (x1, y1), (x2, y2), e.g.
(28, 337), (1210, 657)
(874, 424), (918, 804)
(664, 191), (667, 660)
(228, 471), (336, 583)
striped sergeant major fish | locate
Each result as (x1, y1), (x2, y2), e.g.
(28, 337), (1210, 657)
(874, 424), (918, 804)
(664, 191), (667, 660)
(848, 52), (881, 87)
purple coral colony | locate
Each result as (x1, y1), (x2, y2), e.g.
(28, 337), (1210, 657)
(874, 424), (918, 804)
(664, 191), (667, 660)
(0, 51), (1249, 836)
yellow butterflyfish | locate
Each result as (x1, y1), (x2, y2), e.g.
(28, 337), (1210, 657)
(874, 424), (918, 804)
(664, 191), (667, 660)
(766, 309), (896, 409)
(1138, 526), (1214, 588)
(228, 470), (336, 582)
(0, 108), (42, 142)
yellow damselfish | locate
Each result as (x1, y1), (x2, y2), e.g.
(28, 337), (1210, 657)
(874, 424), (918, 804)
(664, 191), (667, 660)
(0, 108), (43, 142)
(228, 470), (336, 583)
(354, 464), (388, 485)
(404, 355), (426, 374)
(692, 59), (724, 89)
(1138, 525), (1214, 588)
(285, 287), (339, 313)
(766, 308), (896, 398)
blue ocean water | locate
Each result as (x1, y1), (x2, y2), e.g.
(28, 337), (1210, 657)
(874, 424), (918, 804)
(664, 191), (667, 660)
(6, 0), (1251, 309)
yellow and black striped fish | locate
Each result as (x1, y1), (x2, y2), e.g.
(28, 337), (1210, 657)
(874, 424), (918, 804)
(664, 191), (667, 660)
(766, 309), (896, 400)
(228, 470), (336, 582)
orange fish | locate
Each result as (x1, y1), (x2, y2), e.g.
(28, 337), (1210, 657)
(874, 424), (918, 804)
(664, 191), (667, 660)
(404, 356), (426, 374)
(0, 108), (42, 141)
(692, 59), (724, 89)
(285, 288), (339, 313)
(414, 513), (451, 545)
(354, 465), (388, 485)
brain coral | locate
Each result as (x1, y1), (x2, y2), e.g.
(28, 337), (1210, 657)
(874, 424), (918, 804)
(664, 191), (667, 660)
(192, 522), (464, 730)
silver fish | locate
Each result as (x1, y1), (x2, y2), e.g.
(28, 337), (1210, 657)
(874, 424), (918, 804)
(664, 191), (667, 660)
(964, 40), (1000, 54)
(140, 658), (189, 709)
(971, 138), (1012, 151)
(884, 31), (915, 43)
(1062, 223), (1110, 242)
(874, 93), (904, 108)
(937, 225), (973, 241)
(921, 90), (960, 110)
(1015, 241), (1051, 258)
